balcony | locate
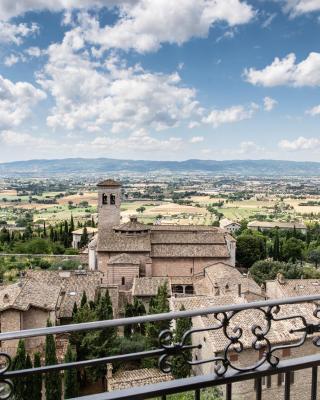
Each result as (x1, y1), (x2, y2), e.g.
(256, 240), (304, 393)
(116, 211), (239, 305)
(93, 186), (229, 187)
(1, 295), (320, 399)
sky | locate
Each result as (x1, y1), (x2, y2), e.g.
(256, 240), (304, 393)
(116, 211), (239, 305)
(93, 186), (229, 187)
(0, 0), (320, 162)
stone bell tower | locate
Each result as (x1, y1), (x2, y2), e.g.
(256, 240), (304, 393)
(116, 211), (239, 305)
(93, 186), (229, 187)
(97, 179), (122, 231)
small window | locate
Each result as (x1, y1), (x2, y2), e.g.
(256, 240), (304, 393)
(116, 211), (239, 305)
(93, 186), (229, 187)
(282, 348), (291, 357)
(110, 194), (116, 205)
(102, 193), (108, 205)
(121, 277), (125, 285)
(229, 353), (238, 362)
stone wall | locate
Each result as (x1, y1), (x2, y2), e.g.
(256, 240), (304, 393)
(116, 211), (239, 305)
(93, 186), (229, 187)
(0, 309), (21, 356)
(151, 257), (230, 277)
(107, 264), (140, 288)
(22, 307), (51, 350)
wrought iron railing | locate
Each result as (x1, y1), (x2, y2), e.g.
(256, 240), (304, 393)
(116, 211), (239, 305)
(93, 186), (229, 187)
(1, 295), (320, 399)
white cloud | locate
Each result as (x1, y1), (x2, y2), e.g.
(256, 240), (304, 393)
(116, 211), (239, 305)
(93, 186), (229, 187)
(238, 141), (263, 154)
(0, 75), (46, 130)
(0, 21), (39, 45)
(0, 1), (254, 52)
(284, 0), (320, 16)
(278, 136), (320, 151)
(37, 34), (200, 133)
(66, 0), (254, 53)
(190, 136), (204, 143)
(0, 130), (55, 149)
(90, 130), (183, 153)
(244, 52), (320, 87)
(4, 54), (20, 67)
(306, 104), (320, 116)
(202, 104), (257, 127)
(263, 96), (278, 111)
(25, 46), (44, 57)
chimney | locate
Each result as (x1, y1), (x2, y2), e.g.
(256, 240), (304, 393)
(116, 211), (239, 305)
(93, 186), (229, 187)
(214, 284), (220, 296)
(277, 273), (285, 285)
(106, 363), (113, 379)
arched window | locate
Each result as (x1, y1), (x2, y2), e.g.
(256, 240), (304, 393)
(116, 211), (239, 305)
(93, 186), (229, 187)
(172, 285), (183, 294)
(110, 194), (116, 205)
(102, 193), (108, 205)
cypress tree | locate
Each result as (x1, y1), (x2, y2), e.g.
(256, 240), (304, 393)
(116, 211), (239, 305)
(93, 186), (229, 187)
(32, 352), (42, 400)
(64, 345), (78, 399)
(146, 283), (170, 347)
(273, 230), (280, 261)
(11, 339), (27, 400)
(45, 320), (62, 400)
(72, 302), (78, 318)
(171, 305), (192, 379)
(43, 221), (47, 238)
(80, 291), (87, 307)
(69, 215), (75, 234)
(79, 227), (89, 248)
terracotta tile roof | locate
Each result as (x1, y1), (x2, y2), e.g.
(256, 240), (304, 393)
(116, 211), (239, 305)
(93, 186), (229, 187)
(108, 253), (142, 265)
(97, 179), (121, 187)
(248, 221), (306, 230)
(0, 279), (60, 311)
(97, 231), (151, 252)
(132, 277), (170, 296)
(114, 217), (150, 233)
(171, 296), (317, 352)
(151, 244), (230, 258)
(151, 231), (226, 244)
(151, 225), (225, 232)
(270, 279), (320, 298)
(108, 368), (172, 391)
(220, 218), (240, 228)
(26, 270), (102, 318)
(170, 276), (194, 285)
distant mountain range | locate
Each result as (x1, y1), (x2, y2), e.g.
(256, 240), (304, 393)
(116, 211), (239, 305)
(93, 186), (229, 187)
(0, 158), (319, 177)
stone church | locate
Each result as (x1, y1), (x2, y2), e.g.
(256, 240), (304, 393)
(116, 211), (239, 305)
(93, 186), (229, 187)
(89, 179), (236, 290)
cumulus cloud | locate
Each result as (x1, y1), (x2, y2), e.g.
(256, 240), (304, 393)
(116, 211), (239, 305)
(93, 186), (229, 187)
(306, 104), (320, 116)
(278, 136), (320, 151)
(263, 96), (278, 111)
(284, 0), (320, 16)
(0, 21), (39, 45)
(4, 54), (21, 67)
(0, 130), (54, 148)
(36, 33), (200, 133)
(189, 136), (204, 143)
(202, 103), (258, 127)
(238, 141), (264, 154)
(0, 75), (46, 130)
(244, 52), (320, 87)
(90, 130), (183, 153)
(0, 1), (254, 52)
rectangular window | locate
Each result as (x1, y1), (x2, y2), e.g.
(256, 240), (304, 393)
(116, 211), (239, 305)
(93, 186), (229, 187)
(110, 194), (116, 205)
(121, 277), (125, 285)
(102, 193), (108, 204)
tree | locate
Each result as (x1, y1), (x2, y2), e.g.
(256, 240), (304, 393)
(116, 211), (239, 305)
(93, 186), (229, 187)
(146, 283), (170, 348)
(11, 339), (27, 400)
(236, 234), (266, 268)
(273, 230), (281, 261)
(282, 237), (305, 263)
(80, 291), (87, 307)
(308, 247), (320, 268)
(171, 306), (192, 379)
(64, 345), (78, 399)
(72, 301), (78, 318)
(32, 352), (42, 400)
(136, 206), (146, 213)
(79, 227), (89, 248)
(45, 320), (62, 400)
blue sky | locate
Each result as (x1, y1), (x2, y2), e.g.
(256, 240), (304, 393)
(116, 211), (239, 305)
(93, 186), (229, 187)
(0, 0), (319, 162)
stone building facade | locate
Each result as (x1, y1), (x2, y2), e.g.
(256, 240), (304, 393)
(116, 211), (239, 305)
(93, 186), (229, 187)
(89, 179), (237, 289)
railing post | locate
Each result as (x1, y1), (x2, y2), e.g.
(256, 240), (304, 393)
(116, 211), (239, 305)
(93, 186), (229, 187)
(284, 371), (291, 400)
(255, 377), (262, 400)
(226, 383), (232, 400)
(311, 366), (318, 400)
(195, 388), (200, 400)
